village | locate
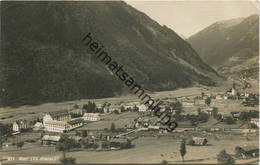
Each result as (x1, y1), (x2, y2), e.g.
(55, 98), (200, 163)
(0, 83), (259, 164)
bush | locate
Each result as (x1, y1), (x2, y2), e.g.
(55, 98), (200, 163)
(16, 141), (24, 149)
(250, 123), (258, 128)
(198, 112), (209, 123)
(101, 141), (109, 149)
(110, 123), (116, 132)
(25, 139), (36, 143)
(235, 146), (243, 158)
(217, 149), (235, 164)
(161, 160), (168, 165)
(224, 117), (235, 125)
(120, 140), (133, 149)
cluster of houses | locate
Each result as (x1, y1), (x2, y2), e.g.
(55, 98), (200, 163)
(11, 102), (152, 134)
(12, 108), (101, 134)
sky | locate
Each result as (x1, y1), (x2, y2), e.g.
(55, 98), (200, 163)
(125, 0), (259, 38)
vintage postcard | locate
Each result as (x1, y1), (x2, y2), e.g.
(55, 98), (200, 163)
(0, 0), (259, 164)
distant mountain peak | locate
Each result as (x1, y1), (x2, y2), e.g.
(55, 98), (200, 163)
(188, 14), (259, 79)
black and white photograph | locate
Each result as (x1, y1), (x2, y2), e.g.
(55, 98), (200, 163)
(0, 0), (259, 164)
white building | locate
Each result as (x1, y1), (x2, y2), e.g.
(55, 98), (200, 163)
(12, 122), (19, 132)
(44, 120), (68, 133)
(12, 120), (28, 133)
(182, 100), (195, 107)
(250, 118), (259, 127)
(42, 135), (61, 145)
(231, 86), (237, 96)
(43, 110), (71, 124)
(216, 94), (223, 100)
(137, 104), (147, 112)
(44, 118), (83, 133)
(33, 122), (44, 131)
(83, 113), (100, 121)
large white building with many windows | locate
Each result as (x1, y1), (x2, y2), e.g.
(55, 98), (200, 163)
(83, 113), (100, 121)
(44, 118), (84, 133)
(43, 110), (83, 133)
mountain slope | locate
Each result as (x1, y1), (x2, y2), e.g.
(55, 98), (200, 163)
(188, 15), (259, 71)
(0, 1), (218, 106)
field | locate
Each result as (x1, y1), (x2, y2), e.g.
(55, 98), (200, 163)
(0, 84), (259, 164)
(1, 135), (258, 164)
(0, 87), (207, 124)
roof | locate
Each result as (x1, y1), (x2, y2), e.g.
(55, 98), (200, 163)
(42, 135), (61, 142)
(44, 120), (67, 126)
(182, 100), (195, 103)
(240, 145), (259, 151)
(83, 113), (100, 117)
(48, 110), (69, 118)
(193, 137), (207, 144)
(110, 138), (127, 143)
(67, 118), (84, 125)
(14, 120), (27, 125)
(34, 122), (43, 128)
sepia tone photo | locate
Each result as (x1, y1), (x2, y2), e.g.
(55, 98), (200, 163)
(0, 0), (259, 164)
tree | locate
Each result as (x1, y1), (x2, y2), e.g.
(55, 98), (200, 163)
(224, 116), (235, 125)
(56, 135), (80, 152)
(16, 141), (24, 149)
(238, 112), (249, 121)
(197, 108), (201, 115)
(179, 139), (186, 162)
(110, 123), (116, 132)
(198, 112), (209, 123)
(0, 136), (4, 150)
(133, 105), (139, 112)
(161, 160), (168, 165)
(217, 149), (235, 164)
(73, 104), (79, 109)
(101, 141), (110, 149)
(120, 106), (125, 112)
(212, 107), (218, 118)
(235, 146), (244, 158)
(216, 114), (223, 121)
(81, 130), (88, 137)
(0, 123), (12, 137)
(201, 92), (205, 98)
(205, 97), (211, 106)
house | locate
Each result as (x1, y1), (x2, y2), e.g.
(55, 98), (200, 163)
(44, 120), (69, 133)
(250, 118), (259, 127)
(83, 113), (100, 121)
(148, 125), (160, 130)
(69, 108), (83, 115)
(223, 95), (228, 100)
(42, 135), (61, 145)
(216, 94), (223, 100)
(44, 118), (83, 133)
(43, 110), (71, 124)
(231, 112), (241, 120)
(137, 104), (147, 112)
(67, 118), (84, 130)
(188, 137), (208, 146)
(236, 145), (259, 158)
(210, 127), (222, 132)
(108, 106), (121, 113)
(33, 122), (44, 131)
(12, 120), (29, 133)
(227, 82), (237, 96)
(242, 96), (259, 107)
(182, 100), (195, 107)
